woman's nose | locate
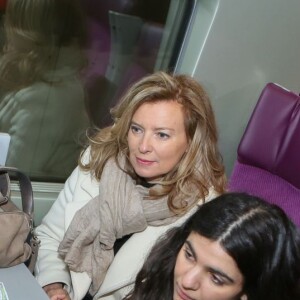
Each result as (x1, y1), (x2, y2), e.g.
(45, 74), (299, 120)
(138, 134), (152, 153)
(181, 267), (201, 291)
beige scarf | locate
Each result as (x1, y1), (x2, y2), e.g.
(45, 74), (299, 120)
(58, 156), (197, 295)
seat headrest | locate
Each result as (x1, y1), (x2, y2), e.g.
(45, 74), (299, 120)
(237, 82), (300, 189)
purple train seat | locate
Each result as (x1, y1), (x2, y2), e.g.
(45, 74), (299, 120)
(229, 82), (300, 227)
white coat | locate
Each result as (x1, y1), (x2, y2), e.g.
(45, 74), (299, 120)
(35, 152), (217, 300)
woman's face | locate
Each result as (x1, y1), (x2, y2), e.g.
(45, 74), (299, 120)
(174, 232), (246, 300)
(127, 100), (189, 182)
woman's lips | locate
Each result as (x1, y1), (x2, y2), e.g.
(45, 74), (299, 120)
(136, 157), (155, 166)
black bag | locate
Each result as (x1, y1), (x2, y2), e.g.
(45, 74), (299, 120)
(0, 166), (40, 273)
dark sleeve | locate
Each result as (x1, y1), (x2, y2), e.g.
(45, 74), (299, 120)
(113, 234), (133, 255)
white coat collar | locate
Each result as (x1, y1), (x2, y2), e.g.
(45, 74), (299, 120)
(95, 206), (199, 298)
(95, 187), (217, 297)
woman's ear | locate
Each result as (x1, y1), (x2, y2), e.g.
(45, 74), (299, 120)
(240, 294), (248, 300)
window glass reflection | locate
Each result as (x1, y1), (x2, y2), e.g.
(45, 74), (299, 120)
(81, 0), (175, 128)
(0, 0), (88, 182)
(0, 0), (193, 182)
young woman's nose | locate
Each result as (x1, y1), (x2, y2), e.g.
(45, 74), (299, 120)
(181, 267), (201, 291)
(138, 134), (153, 153)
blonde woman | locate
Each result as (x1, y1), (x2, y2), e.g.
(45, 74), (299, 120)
(35, 71), (226, 300)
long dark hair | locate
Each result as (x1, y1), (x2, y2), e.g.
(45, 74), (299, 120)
(125, 193), (300, 300)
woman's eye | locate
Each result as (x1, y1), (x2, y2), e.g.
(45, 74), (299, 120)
(184, 248), (194, 261)
(210, 274), (225, 286)
(157, 132), (170, 139)
(131, 125), (142, 134)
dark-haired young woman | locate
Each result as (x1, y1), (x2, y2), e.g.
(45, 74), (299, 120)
(125, 193), (300, 300)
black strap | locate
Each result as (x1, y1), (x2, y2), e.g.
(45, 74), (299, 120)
(0, 167), (33, 217)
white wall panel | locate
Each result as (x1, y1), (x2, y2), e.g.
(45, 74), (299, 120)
(178, 0), (300, 175)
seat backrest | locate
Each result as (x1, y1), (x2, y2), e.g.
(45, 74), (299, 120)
(80, 1), (136, 126)
(229, 83), (300, 227)
(89, 19), (165, 128)
(109, 21), (164, 109)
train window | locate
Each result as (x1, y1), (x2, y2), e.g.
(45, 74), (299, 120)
(0, 0), (195, 183)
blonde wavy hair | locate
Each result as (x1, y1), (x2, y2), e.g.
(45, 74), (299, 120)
(0, 0), (86, 92)
(80, 71), (226, 213)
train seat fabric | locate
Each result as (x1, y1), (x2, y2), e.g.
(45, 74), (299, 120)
(229, 83), (300, 227)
